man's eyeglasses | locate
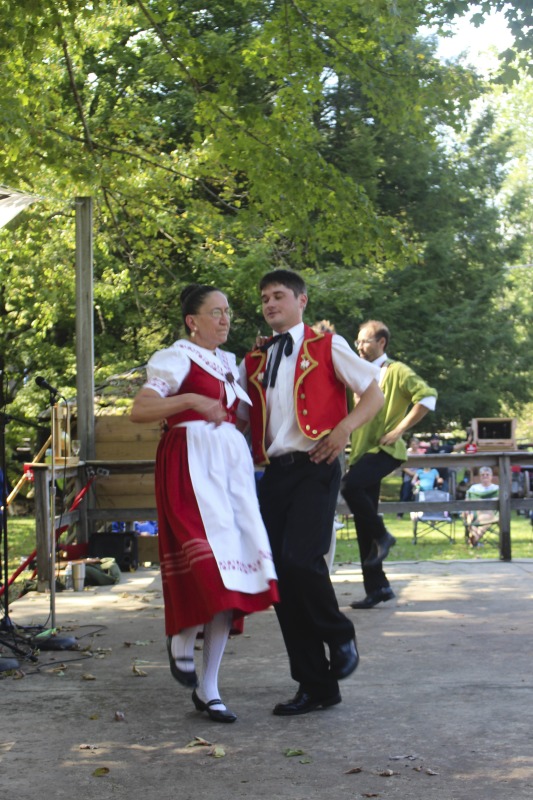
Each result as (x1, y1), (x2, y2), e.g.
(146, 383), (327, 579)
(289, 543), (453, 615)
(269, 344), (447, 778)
(355, 337), (376, 346)
(198, 308), (233, 320)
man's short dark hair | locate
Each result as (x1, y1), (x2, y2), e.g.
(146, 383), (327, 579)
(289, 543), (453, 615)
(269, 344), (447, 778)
(259, 269), (307, 297)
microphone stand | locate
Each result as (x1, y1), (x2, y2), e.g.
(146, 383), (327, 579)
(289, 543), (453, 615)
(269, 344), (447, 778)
(47, 389), (60, 629)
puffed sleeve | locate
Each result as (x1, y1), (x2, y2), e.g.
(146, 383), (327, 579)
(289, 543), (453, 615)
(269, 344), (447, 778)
(144, 343), (191, 397)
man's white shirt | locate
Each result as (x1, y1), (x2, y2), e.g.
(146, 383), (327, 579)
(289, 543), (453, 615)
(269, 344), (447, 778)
(238, 323), (379, 457)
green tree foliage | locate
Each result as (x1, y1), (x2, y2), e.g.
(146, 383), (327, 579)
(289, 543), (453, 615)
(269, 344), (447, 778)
(426, 1), (533, 82)
(329, 89), (532, 427)
(0, 0), (530, 457)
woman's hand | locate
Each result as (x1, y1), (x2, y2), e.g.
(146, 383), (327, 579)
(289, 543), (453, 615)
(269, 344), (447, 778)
(192, 395), (227, 425)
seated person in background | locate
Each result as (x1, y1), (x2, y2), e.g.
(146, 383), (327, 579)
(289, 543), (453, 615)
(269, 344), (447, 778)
(413, 466), (443, 494)
(397, 437), (421, 518)
(463, 466), (499, 547)
(425, 433), (453, 492)
(399, 437), (421, 502)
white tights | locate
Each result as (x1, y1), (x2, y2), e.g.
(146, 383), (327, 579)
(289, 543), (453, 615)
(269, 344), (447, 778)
(171, 609), (233, 711)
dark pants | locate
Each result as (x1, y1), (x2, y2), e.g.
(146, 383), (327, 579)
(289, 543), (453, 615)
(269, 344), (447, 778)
(341, 451), (403, 594)
(258, 456), (354, 699)
(400, 475), (414, 503)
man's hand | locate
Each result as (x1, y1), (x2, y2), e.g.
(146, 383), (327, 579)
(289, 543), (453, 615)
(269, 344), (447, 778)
(379, 428), (402, 446)
(309, 426), (349, 465)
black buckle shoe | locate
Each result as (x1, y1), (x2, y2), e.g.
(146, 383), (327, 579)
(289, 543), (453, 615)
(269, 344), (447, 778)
(192, 689), (237, 723)
(166, 636), (198, 688)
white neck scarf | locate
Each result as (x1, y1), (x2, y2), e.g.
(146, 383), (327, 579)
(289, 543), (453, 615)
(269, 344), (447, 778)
(176, 341), (251, 407)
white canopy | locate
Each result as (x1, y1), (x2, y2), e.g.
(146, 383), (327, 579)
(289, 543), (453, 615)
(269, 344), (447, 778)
(0, 188), (40, 228)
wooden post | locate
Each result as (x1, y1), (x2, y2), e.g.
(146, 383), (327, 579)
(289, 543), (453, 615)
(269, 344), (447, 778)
(33, 465), (51, 590)
(75, 197), (95, 461)
(498, 454), (512, 561)
(75, 197), (94, 543)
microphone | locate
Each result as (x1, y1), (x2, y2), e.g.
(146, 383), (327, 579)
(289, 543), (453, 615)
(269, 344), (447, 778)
(35, 376), (60, 395)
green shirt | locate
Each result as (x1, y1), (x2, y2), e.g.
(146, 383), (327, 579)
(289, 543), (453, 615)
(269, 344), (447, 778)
(349, 359), (438, 465)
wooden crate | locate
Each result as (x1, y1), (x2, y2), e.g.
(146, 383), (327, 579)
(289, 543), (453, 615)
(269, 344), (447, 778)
(94, 415), (160, 509)
(94, 415), (160, 460)
(471, 417), (516, 452)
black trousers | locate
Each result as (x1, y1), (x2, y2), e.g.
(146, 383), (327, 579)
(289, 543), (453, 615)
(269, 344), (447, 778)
(258, 456), (354, 698)
(341, 451), (403, 594)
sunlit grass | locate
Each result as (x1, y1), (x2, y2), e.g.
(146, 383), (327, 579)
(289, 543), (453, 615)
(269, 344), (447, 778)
(334, 512), (533, 564)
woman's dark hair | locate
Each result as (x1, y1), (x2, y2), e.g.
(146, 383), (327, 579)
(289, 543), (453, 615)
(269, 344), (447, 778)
(180, 284), (219, 333)
(259, 269), (307, 297)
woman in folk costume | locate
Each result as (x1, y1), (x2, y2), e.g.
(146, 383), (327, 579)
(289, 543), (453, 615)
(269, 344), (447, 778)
(131, 284), (278, 723)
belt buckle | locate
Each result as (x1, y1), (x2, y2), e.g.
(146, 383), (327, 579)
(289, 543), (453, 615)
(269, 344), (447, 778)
(280, 453), (295, 466)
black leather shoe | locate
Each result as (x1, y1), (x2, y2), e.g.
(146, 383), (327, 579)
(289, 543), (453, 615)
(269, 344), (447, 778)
(166, 636), (198, 688)
(273, 689), (342, 716)
(329, 638), (359, 680)
(192, 689), (237, 723)
(363, 531), (396, 568)
(350, 587), (395, 609)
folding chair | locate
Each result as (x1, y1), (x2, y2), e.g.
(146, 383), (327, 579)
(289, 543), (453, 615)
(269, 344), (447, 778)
(463, 486), (499, 548)
(411, 489), (455, 544)
(463, 509), (499, 548)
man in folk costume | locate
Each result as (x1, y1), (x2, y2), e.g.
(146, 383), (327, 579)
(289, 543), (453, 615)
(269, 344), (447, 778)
(238, 270), (384, 715)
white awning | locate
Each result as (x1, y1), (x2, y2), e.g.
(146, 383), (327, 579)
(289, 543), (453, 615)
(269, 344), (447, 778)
(0, 188), (41, 228)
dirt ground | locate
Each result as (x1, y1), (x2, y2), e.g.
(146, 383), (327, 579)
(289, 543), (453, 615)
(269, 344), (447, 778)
(2, 559), (533, 800)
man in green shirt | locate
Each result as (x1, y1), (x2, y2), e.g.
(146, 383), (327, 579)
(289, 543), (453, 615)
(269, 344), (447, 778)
(341, 320), (438, 608)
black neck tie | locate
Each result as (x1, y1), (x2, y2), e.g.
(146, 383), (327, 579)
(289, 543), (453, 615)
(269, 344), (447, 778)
(260, 333), (293, 388)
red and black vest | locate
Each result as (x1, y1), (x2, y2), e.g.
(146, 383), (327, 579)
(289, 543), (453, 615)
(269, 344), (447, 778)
(244, 325), (348, 465)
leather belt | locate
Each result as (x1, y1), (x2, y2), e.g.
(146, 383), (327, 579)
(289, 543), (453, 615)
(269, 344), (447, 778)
(268, 451), (310, 466)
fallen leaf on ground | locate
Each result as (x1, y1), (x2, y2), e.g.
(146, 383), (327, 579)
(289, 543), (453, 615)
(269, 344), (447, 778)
(114, 711), (126, 721)
(92, 767), (109, 777)
(345, 767), (363, 774)
(132, 664), (147, 676)
(378, 769), (396, 777)
(82, 673), (96, 681)
(426, 768), (439, 775)
(186, 736), (212, 748)
(209, 745), (226, 758)
(80, 744), (98, 750)
(284, 748), (305, 757)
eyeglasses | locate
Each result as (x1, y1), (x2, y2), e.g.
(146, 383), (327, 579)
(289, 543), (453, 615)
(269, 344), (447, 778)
(355, 337), (376, 346)
(198, 308), (233, 320)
